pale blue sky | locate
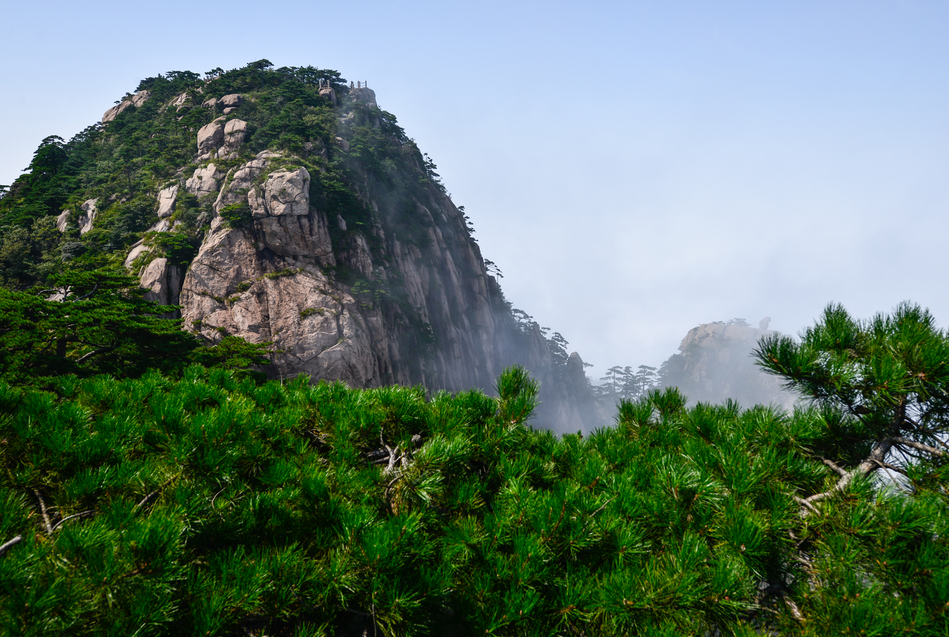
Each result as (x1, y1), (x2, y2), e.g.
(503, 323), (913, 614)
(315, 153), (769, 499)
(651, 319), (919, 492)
(3, 1), (948, 378)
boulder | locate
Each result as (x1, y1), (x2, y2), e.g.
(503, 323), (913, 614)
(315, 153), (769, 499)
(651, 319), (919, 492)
(351, 87), (377, 108)
(56, 210), (70, 233)
(319, 87), (337, 106)
(77, 199), (98, 235)
(247, 167), (310, 218)
(140, 257), (181, 308)
(102, 90), (151, 123)
(157, 185), (178, 218)
(196, 117), (226, 158)
(219, 94), (243, 108)
(213, 151), (281, 215)
(124, 240), (149, 269)
(185, 164), (224, 199)
(335, 137), (350, 152)
(221, 119), (247, 155)
(202, 97), (218, 109)
(256, 213), (335, 264)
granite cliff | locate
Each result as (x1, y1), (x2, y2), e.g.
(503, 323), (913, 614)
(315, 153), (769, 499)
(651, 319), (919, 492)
(33, 63), (600, 433)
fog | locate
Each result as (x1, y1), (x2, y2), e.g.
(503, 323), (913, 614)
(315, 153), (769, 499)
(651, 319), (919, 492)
(2, 2), (947, 392)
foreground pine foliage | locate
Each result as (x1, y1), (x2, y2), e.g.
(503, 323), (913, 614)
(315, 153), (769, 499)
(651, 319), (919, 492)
(1, 363), (947, 636)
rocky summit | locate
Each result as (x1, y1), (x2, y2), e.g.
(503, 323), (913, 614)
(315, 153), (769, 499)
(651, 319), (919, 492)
(6, 62), (601, 433)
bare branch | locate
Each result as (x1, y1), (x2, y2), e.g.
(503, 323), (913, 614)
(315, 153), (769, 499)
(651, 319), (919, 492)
(0, 535), (23, 557)
(51, 510), (97, 531)
(872, 459), (908, 476)
(76, 345), (117, 364)
(784, 596), (805, 622)
(135, 474), (180, 514)
(792, 495), (820, 516)
(33, 489), (53, 536)
(891, 437), (948, 458)
(798, 438), (895, 516)
(821, 458), (848, 478)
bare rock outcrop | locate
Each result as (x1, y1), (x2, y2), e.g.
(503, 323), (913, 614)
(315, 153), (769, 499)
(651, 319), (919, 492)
(157, 185), (178, 218)
(248, 168), (310, 218)
(319, 87), (337, 106)
(197, 117), (226, 159)
(77, 199), (98, 235)
(102, 90), (151, 123)
(220, 119), (247, 157)
(140, 257), (181, 309)
(185, 164), (224, 199)
(56, 210), (70, 233)
(220, 94), (243, 109)
(212, 151), (280, 214)
(351, 87), (377, 108)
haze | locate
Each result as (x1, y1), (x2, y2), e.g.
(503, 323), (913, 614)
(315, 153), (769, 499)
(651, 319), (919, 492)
(3, 1), (947, 379)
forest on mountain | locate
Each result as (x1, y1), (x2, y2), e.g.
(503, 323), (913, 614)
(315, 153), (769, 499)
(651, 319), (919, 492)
(1, 61), (948, 635)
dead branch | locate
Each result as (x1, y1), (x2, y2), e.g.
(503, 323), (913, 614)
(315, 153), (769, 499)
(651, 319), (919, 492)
(797, 438), (895, 516)
(821, 458), (848, 478)
(135, 473), (180, 514)
(891, 436), (948, 458)
(33, 489), (53, 536)
(0, 535), (23, 557)
(51, 510), (97, 531)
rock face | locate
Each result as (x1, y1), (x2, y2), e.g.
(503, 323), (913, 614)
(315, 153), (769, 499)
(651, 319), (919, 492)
(140, 258), (182, 309)
(197, 117), (226, 159)
(185, 164), (224, 199)
(116, 81), (601, 434)
(660, 322), (797, 408)
(102, 90), (151, 123)
(221, 120), (247, 157)
(351, 87), (377, 108)
(248, 168), (310, 218)
(157, 185), (178, 218)
(77, 199), (98, 235)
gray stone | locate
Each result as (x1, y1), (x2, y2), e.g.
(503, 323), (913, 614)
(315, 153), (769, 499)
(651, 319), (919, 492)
(213, 151), (281, 216)
(56, 210), (70, 233)
(102, 90), (151, 123)
(220, 94), (243, 108)
(221, 119), (247, 155)
(247, 167), (310, 219)
(196, 117), (226, 157)
(124, 240), (149, 269)
(157, 185), (178, 218)
(185, 164), (223, 199)
(351, 87), (377, 108)
(319, 87), (337, 106)
(140, 257), (181, 308)
(77, 199), (98, 235)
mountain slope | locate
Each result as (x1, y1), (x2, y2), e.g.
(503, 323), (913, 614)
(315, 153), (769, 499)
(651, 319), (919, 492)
(0, 61), (602, 433)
